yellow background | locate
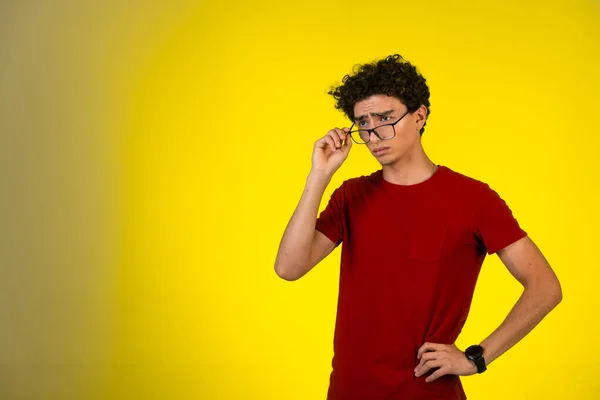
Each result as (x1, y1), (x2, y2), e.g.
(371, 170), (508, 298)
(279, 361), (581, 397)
(1, 0), (598, 399)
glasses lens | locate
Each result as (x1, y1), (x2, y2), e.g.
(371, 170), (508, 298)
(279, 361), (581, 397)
(374, 124), (395, 139)
(358, 130), (371, 143)
(350, 124), (395, 143)
(349, 131), (368, 144)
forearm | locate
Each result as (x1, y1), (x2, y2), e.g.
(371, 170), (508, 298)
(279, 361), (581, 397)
(274, 171), (331, 279)
(480, 282), (562, 365)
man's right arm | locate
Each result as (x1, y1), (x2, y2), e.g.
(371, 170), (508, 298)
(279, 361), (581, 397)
(274, 127), (352, 281)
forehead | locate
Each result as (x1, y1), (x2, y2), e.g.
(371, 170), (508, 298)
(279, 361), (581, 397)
(353, 94), (405, 118)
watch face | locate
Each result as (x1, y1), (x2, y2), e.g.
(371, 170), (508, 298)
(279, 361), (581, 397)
(465, 345), (483, 359)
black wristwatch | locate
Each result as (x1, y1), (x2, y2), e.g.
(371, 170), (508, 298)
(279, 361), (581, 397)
(465, 345), (487, 373)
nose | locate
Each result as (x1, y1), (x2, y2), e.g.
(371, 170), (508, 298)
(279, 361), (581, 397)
(368, 130), (381, 143)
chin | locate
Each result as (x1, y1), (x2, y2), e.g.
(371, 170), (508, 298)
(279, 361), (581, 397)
(376, 157), (395, 167)
(373, 152), (396, 163)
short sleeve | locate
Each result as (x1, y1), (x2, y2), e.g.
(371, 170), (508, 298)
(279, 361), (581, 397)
(472, 183), (528, 255)
(315, 182), (347, 246)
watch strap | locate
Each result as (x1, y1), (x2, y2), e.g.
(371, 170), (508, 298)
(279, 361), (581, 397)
(472, 355), (487, 373)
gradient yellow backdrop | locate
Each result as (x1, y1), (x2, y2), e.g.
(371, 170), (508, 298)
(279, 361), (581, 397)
(1, 1), (598, 399)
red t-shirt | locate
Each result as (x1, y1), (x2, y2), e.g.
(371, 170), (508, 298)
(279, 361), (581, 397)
(315, 165), (527, 400)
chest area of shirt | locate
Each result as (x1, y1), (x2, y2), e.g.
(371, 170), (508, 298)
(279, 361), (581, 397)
(344, 191), (476, 257)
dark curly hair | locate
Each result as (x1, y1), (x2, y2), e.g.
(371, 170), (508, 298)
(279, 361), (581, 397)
(328, 54), (431, 135)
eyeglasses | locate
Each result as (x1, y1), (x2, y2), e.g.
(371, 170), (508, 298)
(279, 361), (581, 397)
(348, 110), (410, 144)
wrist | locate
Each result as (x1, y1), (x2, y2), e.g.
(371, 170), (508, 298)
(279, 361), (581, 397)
(307, 169), (333, 186)
(464, 344), (487, 374)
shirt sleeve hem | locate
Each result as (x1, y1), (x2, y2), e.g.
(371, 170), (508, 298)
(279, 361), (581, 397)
(487, 229), (528, 255)
(315, 225), (342, 246)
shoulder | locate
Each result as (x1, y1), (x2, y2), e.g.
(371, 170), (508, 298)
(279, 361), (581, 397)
(441, 166), (494, 196)
(442, 167), (519, 223)
(327, 170), (382, 205)
(338, 170), (382, 191)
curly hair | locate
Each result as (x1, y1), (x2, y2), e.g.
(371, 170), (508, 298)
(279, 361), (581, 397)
(328, 54), (431, 135)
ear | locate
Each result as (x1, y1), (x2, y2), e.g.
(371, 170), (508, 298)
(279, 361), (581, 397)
(414, 104), (428, 131)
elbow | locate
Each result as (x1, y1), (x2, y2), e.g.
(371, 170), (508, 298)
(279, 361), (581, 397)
(547, 271), (563, 308)
(541, 276), (563, 310)
(274, 262), (302, 281)
(525, 274), (562, 310)
(552, 279), (563, 307)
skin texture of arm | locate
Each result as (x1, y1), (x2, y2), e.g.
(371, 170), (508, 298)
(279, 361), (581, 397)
(274, 127), (352, 281)
(274, 172), (337, 281)
(414, 235), (562, 382)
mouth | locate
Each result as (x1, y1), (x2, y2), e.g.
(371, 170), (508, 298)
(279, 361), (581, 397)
(372, 147), (390, 156)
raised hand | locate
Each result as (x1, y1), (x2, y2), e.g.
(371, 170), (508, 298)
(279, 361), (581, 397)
(311, 127), (352, 178)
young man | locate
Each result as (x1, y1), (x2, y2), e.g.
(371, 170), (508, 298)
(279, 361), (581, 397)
(274, 54), (562, 400)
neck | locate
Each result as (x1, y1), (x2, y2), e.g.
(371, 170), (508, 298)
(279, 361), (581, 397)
(381, 155), (437, 186)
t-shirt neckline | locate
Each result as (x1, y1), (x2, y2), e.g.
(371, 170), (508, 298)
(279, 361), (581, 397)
(378, 165), (447, 193)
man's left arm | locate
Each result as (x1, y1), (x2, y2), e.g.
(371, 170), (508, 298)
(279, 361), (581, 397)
(414, 235), (562, 382)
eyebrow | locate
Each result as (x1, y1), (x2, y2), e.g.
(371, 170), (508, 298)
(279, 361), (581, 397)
(354, 109), (395, 122)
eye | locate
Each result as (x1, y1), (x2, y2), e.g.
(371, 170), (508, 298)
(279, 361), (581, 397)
(381, 116), (392, 121)
(358, 121), (368, 127)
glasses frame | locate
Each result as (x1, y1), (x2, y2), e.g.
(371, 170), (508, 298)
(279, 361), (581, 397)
(348, 110), (411, 144)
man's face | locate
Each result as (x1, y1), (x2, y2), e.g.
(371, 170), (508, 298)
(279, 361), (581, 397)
(352, 94), (423, 167)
